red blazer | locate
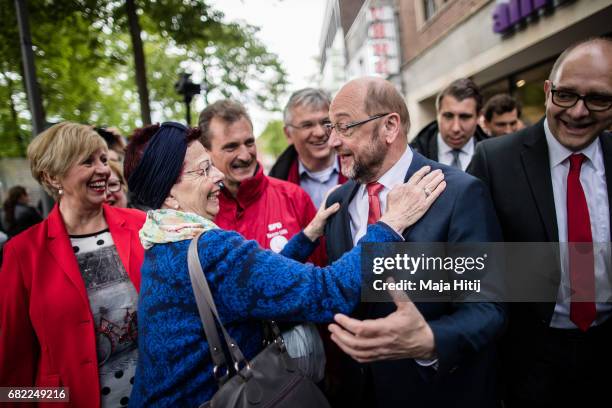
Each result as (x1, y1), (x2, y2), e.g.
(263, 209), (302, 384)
(0, 204), (146, 407)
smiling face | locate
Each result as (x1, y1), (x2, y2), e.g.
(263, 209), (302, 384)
(284, 104), (333, 171)
(437, 96), (479, 149)
(207, 116), (256, 195)
(55, 148), (110, 211)
(329, 82), (389, 183)
(165, 142), (225, 220)
(105, 170), (128, 208)
(544, 43), (612, 151)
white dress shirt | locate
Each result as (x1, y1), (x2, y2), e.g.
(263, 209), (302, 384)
(544, 119), (612, 329)
(348, 146), (413, 246)
(436, 133), (475, 171)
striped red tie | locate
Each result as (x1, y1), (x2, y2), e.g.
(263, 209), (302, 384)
(367, 182), (384, 225)
(567, 153), (596, 332)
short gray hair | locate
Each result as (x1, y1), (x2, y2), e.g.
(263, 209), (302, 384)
(283, 88), (331, 125)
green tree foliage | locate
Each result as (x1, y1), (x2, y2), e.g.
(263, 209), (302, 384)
(0, 0), (288, 157)
(0, 0), (115, 157)
(257, 120), (288, 158)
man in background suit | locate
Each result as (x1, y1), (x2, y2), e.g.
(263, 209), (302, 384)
(411, 78), (489, 171)
(324, 76), (506, 408)
(482, 93), (522, 137)
(468, 37), (612, 407)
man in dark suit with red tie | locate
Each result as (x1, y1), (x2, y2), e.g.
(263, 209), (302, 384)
(468, 37), (612, 407)
(323, 76), (506, 408)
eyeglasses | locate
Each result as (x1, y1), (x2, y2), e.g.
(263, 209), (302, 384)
(287, 118), (331, 131)
(550, 84), (612, 112)
(324, 113), (390, 137)
(183, 160), (212, 178)
(107, 180), (123, 193)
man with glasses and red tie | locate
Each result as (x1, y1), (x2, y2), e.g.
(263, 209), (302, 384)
(468, 37), (612, 407)
(321, 76), (506, 408)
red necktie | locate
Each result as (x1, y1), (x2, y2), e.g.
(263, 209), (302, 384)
(367, 182), (384, 225)
(567, 153), (596, 332)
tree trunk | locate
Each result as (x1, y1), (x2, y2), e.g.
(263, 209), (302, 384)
(14, 0), (46, 134)
(5, 74), (26, 154)
(125, 0), (151, 125)
(0, 70), (25, 155)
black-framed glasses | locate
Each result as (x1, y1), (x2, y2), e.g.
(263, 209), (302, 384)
(550, 84), (612, 112)
(183, 160), (212, 178)
(287, 118), (331, 131)
(107, 180), (123, 193)
(324, 113), (391, 137)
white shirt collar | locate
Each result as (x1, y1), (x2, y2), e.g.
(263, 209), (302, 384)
(543, 118), (600, 168)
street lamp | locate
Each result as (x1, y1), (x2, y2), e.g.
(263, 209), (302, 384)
(175, 73), (201, 125)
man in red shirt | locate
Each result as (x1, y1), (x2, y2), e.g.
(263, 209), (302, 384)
(198, 99), (324, 262)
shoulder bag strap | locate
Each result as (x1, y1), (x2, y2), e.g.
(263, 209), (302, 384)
(187, 234), (248, 374)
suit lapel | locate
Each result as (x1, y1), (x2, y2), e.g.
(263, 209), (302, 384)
(46, 205), (90, 306)
(331, 180), (361, 258)
(402, 152), (430, 241)
(403, 150), (429, 183)
(520, 122), (558, 241)
(600, 133), (612, 233)
(428, 133), (438, 161)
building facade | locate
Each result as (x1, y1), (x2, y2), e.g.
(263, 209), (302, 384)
(319, 0), (403, 95)
(399, 0), (612, 137)
(320, 0), (612, 137)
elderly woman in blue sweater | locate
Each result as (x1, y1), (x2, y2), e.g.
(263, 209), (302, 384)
(125, 122), (445, 407)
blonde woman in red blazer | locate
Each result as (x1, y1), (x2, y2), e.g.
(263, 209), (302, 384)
(0, 122), (145, 408)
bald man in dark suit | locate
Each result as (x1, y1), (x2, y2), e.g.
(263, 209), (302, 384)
(468, 38), (612, 407)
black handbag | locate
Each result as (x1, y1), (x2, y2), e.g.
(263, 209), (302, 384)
(187, 235), (331, 408)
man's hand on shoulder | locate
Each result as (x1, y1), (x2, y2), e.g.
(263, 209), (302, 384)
(328, 279), (436, 363)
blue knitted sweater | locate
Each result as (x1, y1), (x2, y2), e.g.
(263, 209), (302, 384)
(129, 223), (398, 407)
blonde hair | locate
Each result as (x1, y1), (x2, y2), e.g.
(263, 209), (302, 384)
(108, 160), (127, 193)
(27, 122), (108, 199)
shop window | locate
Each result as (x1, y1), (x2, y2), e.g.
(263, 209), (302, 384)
(513, 61), (554, 125)
(480, 59), (555, 127)
(481, 79), (510, 103)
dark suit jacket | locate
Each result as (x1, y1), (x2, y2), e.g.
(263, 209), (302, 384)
(324, 149), (506, 408)
(467, 119), (612, 404)
(468, 119), (612, 323)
